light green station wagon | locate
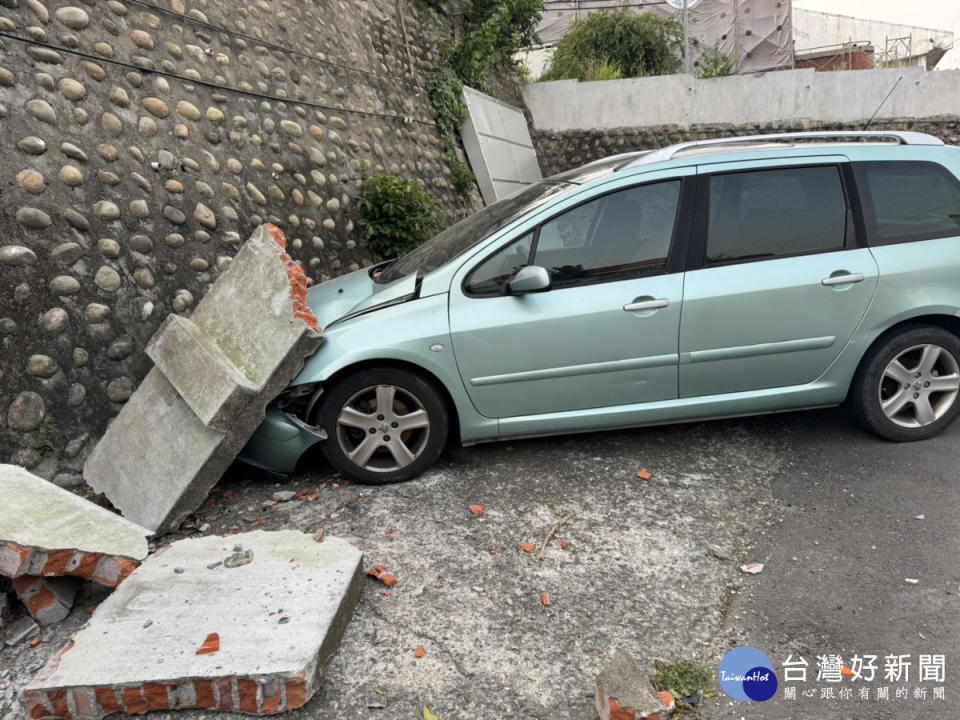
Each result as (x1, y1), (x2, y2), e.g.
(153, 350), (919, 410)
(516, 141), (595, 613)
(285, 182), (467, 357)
(240, 131), (960, 483)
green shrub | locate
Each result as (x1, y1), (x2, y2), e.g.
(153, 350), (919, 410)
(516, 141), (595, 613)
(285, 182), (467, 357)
(541, 11), (682, 81)
(358, 175), (445, 260)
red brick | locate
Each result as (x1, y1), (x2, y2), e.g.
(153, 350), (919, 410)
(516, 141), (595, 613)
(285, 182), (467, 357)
(215, 678), (234, 711)
(71, 689), (95, 718)
(25, 693), (52, 719)
(261, 680), (283, 714)
(121, 686), (149, 715)
(114, 558), (139, 583)
(47, 690), (70, 719)
(143, 682), (170, 711)
(94, 687), (122, 715)
(237, 678), (259, 714)
(42, 550), (75, 577)
(608, 699), (637, 720)
(70, 553), (100, 581)
(194, 680), (216, 710)
(285, 675), (308, 710)
(24, 585), (57, 617)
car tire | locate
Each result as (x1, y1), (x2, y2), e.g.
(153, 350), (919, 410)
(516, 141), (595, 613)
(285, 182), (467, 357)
(316, 367), (449, 484)
(849, 325), (960, 442)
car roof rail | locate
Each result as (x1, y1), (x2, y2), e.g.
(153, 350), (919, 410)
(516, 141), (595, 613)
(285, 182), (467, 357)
(619, 131), (946, 169)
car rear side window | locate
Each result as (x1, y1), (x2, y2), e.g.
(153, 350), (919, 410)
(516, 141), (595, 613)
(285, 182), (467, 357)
(706, 165), (848, 265)
(853, 161), (960, 246)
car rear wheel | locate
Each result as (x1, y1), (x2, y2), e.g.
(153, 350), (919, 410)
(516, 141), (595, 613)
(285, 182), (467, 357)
(850, 325), (960, 441)
(316, 367), (449, 484)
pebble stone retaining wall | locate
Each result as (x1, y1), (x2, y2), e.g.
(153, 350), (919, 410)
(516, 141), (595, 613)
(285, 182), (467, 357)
(532, 119), (960, 176)
(0, 0), (480, 483)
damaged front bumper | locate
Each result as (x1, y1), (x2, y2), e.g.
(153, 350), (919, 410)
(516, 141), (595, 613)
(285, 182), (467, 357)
(237, 404), (327, 474)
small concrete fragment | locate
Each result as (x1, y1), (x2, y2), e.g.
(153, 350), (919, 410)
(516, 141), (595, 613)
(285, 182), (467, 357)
(596, 650), (673, 720)
(22, 531), (363, 718)
(0, 464), (150, 588)
(13, 576), (77, 625)
(84, 225), (323, 533)
(4, 616), (40, 647)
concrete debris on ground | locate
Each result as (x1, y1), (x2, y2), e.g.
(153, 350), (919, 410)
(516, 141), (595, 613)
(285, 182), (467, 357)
(0, 465), (151, 619)
(595, 650), (675, 720)
(739, 562), (764, 575)
(83, 224), (324, 534)
(3, 616), (39, 647)
(21, 530), (363, 718)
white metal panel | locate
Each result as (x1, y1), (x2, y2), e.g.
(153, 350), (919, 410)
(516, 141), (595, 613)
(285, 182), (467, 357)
(460, 86), (542, 205)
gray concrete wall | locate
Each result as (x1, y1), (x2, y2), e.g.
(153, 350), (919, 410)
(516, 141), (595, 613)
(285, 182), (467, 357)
(523, 67), (960, 132)
(0, 0), (478, 482)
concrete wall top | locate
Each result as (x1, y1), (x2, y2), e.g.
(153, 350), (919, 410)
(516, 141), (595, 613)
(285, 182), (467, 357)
(523, 67), (960, 132)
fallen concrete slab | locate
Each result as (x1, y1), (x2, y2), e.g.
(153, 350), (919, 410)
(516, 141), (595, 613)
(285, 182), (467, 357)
(21, 530), (363, 718)
(84, 225), (324, 534)
(0, 464), (150, 589)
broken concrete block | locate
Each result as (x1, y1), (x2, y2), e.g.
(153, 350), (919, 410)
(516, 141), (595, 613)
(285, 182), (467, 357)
(84, 225), (323, 534)
(4, 616), (39, 647)
(596, 650), (674, 720)
(14, 576), (77, 625)
(0, 464), (150, 588)
(22, 531), (363, 718)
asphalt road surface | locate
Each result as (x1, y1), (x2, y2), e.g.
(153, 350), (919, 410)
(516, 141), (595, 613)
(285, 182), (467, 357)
(706, 406), (960, 720)
(3, 405), (957, 720)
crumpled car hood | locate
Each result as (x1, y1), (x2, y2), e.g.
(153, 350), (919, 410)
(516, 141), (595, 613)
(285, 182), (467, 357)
(305, 267), (417, 328)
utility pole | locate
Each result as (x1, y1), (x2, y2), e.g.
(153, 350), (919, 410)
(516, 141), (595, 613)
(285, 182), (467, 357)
(682, 0), (690, 74)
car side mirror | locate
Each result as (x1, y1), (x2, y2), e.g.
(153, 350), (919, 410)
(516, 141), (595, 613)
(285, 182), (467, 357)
(508, 265), (551, 295)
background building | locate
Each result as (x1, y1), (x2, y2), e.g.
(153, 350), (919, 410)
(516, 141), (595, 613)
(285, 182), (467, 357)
(523, 0), (954, 78)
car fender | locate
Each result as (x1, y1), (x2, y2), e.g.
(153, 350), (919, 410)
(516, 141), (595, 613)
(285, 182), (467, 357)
(292, 293), (498, 444)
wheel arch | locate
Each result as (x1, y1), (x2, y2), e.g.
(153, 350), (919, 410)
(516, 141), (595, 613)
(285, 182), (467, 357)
(848, 313), (960, 399)
(316, 358), (463, 448)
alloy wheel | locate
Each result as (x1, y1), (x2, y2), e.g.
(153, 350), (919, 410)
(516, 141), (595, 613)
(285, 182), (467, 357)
(335, 384), (431, 472)
(878, 343), (960, 428)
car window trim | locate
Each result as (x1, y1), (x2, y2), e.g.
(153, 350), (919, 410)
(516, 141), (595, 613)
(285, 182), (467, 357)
(461, 175), (693, 299)
(852, 160), (960, 247)
(685, 161), (858, 271)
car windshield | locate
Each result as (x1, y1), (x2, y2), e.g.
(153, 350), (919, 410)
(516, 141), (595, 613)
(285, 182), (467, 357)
(375, 180), (574, 284)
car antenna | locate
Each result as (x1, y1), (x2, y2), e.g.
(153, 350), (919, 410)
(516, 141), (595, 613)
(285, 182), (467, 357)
(863, 75), (903, 131)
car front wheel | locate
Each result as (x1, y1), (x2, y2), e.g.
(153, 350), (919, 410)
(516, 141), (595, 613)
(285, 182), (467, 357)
(850, 325), (960, 441)
(316, 367), (449, 484)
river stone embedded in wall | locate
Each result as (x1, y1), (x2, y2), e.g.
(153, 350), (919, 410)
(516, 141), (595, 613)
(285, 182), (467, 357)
(8, 392), (45, 432)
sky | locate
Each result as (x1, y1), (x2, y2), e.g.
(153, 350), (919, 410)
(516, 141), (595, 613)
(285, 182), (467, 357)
(793, 0), (960, 68)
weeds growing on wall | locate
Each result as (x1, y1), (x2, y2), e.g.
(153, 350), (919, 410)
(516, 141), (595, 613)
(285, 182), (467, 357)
(358, 174), (445, 260)
(424, 0), (543, 195)
(541, 10), (682, 81)
(426, 67), (477, 195)
(694, 39), (739, 78)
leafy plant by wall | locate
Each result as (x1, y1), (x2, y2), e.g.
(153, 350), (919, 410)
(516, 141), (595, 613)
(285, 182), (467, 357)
(358, 175), (445, 259)
(540, 11), (682, 82)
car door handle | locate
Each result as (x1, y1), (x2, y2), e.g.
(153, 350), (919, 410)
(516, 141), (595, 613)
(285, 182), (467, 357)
(623, 298), (670, 312)
(821, 273), (865, 286)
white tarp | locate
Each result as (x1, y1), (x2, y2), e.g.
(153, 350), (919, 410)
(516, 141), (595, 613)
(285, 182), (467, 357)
(535, 0), (793, 74)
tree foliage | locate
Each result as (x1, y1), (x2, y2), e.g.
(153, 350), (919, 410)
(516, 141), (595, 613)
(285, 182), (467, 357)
(541, 11), (682, 82)
(443, 0), (543, 90)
